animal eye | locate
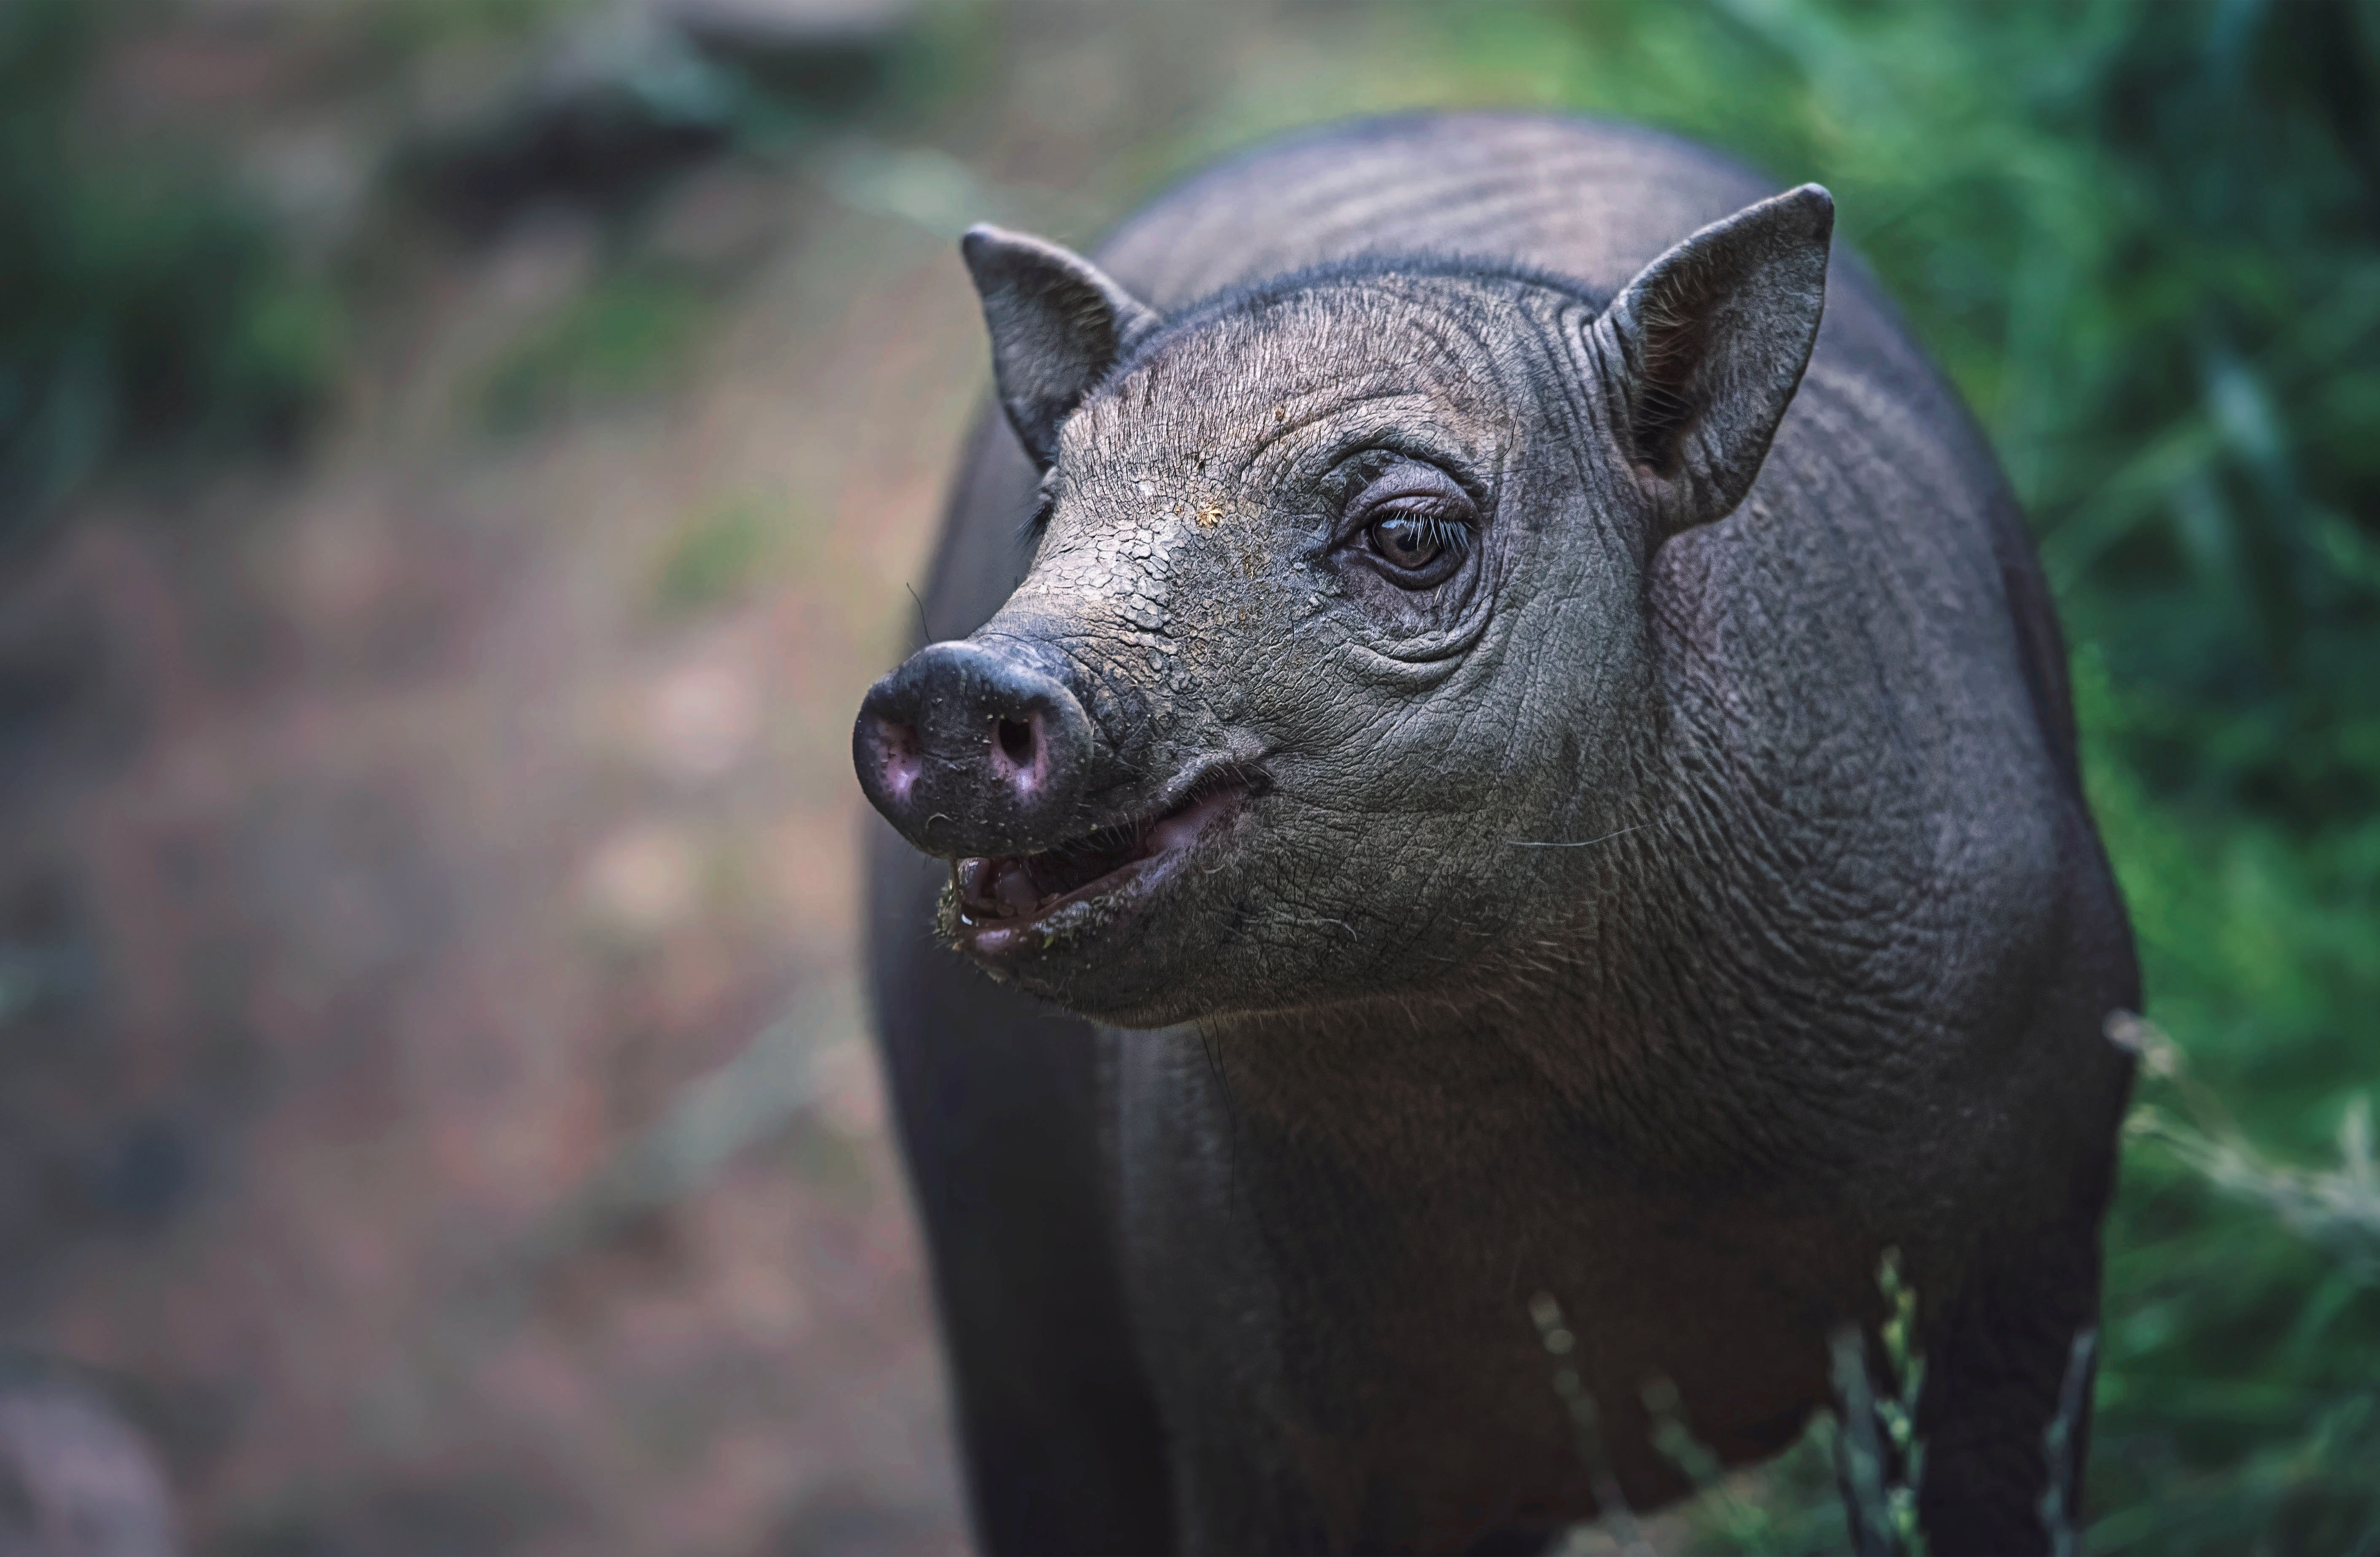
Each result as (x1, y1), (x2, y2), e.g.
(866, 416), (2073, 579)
(1342, 460), (1479, 590)
(1368, 509), (1459, 571)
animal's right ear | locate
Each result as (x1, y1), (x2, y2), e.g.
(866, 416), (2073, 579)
(961, 225), (1162, 470)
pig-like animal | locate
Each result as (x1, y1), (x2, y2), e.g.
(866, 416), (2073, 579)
(856, 113), (2137, 1556)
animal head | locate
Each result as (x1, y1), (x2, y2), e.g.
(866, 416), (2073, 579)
(856, 185), (1833, 1027)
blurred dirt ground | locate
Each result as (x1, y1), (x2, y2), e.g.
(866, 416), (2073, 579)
(0, 2), (1539, 1550)
(0, 150), (976, 1557)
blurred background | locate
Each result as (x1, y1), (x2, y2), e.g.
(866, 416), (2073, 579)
(0, 0), (2374, 1553)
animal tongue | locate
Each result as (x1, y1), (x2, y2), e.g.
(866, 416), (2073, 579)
(953, 856), (1042, 920)
(955, 823), (1152, 922)
(951, 784), (1256, 922)
(988, 857), (1040, 916)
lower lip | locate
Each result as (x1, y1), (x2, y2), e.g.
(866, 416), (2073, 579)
(952, 786), (1244, 959)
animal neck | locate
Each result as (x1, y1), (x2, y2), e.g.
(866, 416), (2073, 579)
(1188, 822), (1858, 1192)
(1187, 952), (1714, 1193)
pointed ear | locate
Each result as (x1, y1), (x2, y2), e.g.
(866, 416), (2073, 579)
(960, 224), (1162, 469)
(1591, 183), (1834, 536)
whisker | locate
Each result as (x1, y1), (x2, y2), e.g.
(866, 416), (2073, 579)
(1505, 823), (1647, 850)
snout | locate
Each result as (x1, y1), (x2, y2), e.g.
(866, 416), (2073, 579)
(854, 640), (1097, 857)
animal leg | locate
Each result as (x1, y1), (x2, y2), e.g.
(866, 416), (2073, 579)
(1909, 1224), (2105, 1557)
(869, 827), (1174, 1554)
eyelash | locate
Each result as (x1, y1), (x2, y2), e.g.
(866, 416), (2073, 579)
(1373, 508), (1475, 561)
(1019, 491), (1056, 547)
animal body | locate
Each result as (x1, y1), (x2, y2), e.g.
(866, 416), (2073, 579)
(855, 113), (2137, 1556)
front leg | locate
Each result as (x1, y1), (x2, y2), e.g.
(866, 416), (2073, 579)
(1912, 1220), (2107, 1557)
(869, 838), (1174, 1555)
(1114, 1034), (1567, 1557)
(1112, 1034), (1335, 1554)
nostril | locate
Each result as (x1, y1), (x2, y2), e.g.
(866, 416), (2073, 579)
(876, 719), (923, 801)
(996, 716), (1036, 772)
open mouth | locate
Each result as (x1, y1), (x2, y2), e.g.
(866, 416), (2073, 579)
(949, 772), (1250, 954)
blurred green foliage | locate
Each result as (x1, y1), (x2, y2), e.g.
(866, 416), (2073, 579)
(1374, 0), (2380, 1549)
(0, 0), (340, 544)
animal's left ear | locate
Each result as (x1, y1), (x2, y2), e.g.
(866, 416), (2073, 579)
(1590, 183), (1834, 536)
(961, 224), (1163, 470)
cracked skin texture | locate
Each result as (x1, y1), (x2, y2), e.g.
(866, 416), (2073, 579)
(863, 112), (2138, 1556)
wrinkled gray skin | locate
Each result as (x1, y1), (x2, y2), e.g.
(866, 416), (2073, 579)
(861, 113), (2136, 1557)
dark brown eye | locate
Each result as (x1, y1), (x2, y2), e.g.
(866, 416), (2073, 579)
(1340, 459), (1479, 590)
(1368, 507), (1461, 571)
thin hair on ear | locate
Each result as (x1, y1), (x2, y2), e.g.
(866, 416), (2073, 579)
(1594, 182), (1834, 534)
(1629, 269), (1718, 477)
(961, 225), (1162, 469)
